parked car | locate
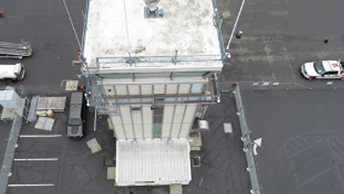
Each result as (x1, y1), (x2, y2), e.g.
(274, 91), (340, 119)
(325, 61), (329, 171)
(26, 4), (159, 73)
(301, 60), (344, 80)
(66, 92), (85, 138)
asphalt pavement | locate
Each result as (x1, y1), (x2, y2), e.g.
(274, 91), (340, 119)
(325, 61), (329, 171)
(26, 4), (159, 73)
(239, 83), (344, 194)
(2, 0), (344, 193)
(0, 0), (87, 94)
(218, 0), (344, 84)
(0, 1), (251, 193)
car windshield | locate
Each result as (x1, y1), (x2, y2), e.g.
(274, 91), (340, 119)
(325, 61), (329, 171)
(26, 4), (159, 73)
(68, 118), (82, 125)
(314, 61), (325, 74)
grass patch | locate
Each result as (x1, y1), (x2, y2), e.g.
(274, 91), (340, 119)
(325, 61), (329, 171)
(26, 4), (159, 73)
(147, 185), (153, 193)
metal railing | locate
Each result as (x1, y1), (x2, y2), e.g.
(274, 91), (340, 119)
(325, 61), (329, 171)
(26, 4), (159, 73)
(85, 73), (221, 114)
(211, 0), (226, 59)
(81, 0), (91, 56)
(94, 54), (223, 70)
(0, 113), (23, 194)
(233, 84), (262, 194)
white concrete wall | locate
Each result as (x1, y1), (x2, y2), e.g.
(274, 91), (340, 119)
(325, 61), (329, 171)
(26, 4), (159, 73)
(142, 106), (153, 139)
(115, 85), (127, 95)
(110, 116), (125, 139)
(120, 106), (135, 139)
(132, 107), (143, 139)
(141, 85), (152, 95)
(179, 105), (197, 137)
(128, 85), (140, 95)
(162, 105), (174, 138)
(105, 78), (204, 140)
(171, 105), (186, 137)
(111, 104), (198, 140)
(166, 84), (178, 94)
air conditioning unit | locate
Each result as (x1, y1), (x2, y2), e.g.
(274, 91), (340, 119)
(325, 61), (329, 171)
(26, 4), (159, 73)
(199, 120), (209, 132)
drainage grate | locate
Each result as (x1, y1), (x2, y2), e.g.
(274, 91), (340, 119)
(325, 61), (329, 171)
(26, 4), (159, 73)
(192, 156), (201, 167)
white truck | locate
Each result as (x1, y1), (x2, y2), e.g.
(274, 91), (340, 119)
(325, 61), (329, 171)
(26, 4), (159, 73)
(0, 63), (26, 81)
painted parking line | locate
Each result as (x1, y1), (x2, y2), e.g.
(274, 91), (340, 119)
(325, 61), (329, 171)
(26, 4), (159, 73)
(8, 184), (54, 187)
(19, 134), (62, 138)
(14, 158), (58, 162)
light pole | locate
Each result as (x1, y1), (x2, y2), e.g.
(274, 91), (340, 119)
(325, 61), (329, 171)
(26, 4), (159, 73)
(225, 0), (247, 59)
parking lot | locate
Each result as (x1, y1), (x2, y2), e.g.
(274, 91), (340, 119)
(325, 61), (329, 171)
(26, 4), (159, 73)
(1, 0), (344, 193)
(237, 83), (344, 194)
(2, 97), (118, 194)
(0, 0), (86, 94)
(218, 0), (344, 85)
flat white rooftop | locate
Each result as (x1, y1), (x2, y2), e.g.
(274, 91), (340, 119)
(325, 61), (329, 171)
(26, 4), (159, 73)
(116, 138), (191, 186)
(84, 0), (223, 70)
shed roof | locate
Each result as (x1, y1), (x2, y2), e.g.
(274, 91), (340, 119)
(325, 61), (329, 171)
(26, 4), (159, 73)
(116, 138), (191, 185)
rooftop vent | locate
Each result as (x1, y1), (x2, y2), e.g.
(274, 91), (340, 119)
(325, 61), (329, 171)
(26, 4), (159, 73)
(143, 0), (164, 18)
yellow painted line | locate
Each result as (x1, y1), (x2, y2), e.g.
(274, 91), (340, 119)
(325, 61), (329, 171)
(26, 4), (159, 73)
(294, 83), (312, 90)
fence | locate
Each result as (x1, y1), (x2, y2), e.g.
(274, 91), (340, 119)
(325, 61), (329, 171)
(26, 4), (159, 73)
(0, 113), (23, 194)
(233, 84), (262, 194)
(0, 85), (27, 194)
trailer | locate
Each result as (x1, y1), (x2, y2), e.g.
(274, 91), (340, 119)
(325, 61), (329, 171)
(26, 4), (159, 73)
(0, 40), (33, 59)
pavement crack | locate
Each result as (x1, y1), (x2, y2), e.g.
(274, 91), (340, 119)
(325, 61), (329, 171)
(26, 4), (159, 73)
(282, 44), (296, 79)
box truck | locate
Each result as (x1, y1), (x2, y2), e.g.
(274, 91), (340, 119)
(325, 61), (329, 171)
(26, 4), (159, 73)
(0, 63), (26, 81)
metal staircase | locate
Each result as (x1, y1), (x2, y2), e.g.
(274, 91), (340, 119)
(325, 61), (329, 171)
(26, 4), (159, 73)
(86, 74), (118, 115)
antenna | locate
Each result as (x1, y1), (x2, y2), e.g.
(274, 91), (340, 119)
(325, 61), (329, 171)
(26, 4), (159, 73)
(62, 0), (83, 53)
(123, 0), (131, 55)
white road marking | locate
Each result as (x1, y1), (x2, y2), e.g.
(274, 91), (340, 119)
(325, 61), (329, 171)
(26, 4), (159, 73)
(19, 134), (62, 138)
(8, 184), (54, 187)
(14, 158), (58, 162)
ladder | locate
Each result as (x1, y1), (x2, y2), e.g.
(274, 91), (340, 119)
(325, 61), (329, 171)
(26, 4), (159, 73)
(0, 40), (32, 59)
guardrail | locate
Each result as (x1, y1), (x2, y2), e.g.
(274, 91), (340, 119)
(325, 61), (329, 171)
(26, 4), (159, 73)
(233, 84), (262, 194)
(0, 113), (22, 194)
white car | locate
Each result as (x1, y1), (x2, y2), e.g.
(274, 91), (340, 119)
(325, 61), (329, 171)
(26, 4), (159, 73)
(301, 60), (344, 80)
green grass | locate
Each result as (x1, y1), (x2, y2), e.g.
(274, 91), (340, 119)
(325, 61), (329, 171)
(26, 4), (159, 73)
(147, 185), (153, 193)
